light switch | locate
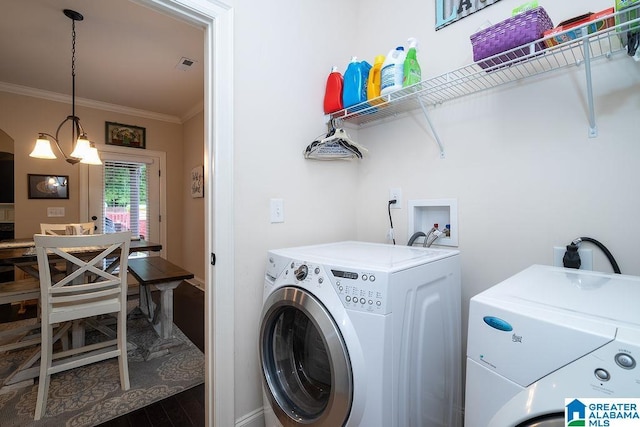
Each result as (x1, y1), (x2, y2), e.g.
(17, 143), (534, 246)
(47, 207), (65, 217)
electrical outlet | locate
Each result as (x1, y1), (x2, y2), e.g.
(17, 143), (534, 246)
(389, 188), (402, 209)
(270, 199), (284, 223)
(553, 246), (593, 270)
(47, 207), (65, 217)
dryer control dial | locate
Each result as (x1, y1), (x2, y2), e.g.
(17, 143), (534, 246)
(294, 264), (309, 281)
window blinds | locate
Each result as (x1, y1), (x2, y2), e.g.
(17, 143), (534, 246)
(102, 160), (149, 239)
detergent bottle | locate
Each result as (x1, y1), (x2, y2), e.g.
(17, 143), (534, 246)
(403, 37), (421, 87)
(367, 55), (385, 102)
(380, 46), (406, 96)
(323, 66), (343, 114)
(342, 57), (372, 108)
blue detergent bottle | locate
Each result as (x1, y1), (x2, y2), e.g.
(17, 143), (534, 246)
(343, 57), (372, 108)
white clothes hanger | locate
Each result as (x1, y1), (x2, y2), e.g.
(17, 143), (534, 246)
(304, 120), (367, 160)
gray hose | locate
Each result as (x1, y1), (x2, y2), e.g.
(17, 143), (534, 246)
(407, 231), (426, 246)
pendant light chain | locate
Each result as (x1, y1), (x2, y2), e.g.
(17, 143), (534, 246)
(72, 19), (76, 79)
(71, 17), (77, 137)
(30, 9), (101, 165)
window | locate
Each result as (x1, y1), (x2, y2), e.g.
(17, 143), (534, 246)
(84, 145), (164, 254)
(102, 161), (149, 239)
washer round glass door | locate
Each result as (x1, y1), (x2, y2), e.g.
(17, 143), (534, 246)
(260, 286), (353, 426)
(516, 415), (565, 427)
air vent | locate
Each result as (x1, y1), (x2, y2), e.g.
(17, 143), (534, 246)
(175, 57), (197, 71)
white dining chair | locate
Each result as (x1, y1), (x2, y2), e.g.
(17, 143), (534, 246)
(33, 231), (131, 420)
(28, 222), (95, 316)
(40, 222), (95, 235)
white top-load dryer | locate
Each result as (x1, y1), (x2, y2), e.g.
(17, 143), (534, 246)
(260, 241), (462, 427)
(465, 264), (640, 427)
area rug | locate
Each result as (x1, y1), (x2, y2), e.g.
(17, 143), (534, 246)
(0, 314), (205, 426)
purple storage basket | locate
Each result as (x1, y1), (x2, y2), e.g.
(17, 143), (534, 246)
(470, 7), (553, 69)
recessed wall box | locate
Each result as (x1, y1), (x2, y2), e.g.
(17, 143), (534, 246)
(408, 199), (458, 247)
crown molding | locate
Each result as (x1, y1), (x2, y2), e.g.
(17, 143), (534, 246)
(0, 81), (183, 124)
(181, 100), (205, 122)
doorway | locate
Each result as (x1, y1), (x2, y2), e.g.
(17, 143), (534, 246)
(136, 1), (235, 426)
(0, 130), (15, 285)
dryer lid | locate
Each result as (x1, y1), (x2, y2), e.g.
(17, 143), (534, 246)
(467, 265), (640, 387)
(477, 264), (640, 327)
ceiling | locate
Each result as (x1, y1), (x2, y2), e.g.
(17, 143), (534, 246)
(0, 0), (204, 122)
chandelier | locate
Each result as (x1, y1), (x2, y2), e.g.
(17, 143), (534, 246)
(29, 9), (101, 165)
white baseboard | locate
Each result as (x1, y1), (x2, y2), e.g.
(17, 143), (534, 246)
(235, 407), (265, 427)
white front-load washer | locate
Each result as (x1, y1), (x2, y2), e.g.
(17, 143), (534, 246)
(464, 265), (640, 427)
(259, 241), (462, 427)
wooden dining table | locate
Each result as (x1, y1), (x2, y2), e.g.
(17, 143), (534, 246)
(0, 237), (162, 346)
(0, 237), (163, 391)
(0, 238), (162, 279)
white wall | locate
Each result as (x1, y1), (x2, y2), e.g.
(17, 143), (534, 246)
(352, 0), (640, 393)
(231, 0), (640, 423)
(231, 0), (360, 421)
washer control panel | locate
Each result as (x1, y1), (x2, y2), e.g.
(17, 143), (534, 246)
(573, 330), (640, 396)
(329, 267), (388, 314)
(270, 257), (389, 314)
(591, 350), (638, 385)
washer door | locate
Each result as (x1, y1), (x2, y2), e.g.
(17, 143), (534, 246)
(260, 286), (353, 426)
(516, 414), (565, 427)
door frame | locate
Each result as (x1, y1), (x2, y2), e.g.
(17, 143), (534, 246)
(79, 144), (167, 256)
(126, 1), (235, 426)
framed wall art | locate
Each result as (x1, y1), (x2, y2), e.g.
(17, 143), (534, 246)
(436, 0), (503, 30)
(105, 121), (146, 149)
(191, 165), (204, 198)
(28, 174), (69, 199)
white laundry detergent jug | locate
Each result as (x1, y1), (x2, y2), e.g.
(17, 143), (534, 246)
(380, 46), (405, 96)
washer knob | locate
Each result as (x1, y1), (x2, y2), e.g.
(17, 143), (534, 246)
(294, 264), (309, 281)
(615, 353), (636, 369)
(595, 368), (610, 381)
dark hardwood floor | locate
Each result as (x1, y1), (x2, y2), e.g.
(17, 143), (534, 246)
(97, 383), (205, 427)
(98, 281), (205, 427)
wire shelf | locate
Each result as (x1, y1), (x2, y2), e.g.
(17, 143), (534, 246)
(330, 6), (639, 129)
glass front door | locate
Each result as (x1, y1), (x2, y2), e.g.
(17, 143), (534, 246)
(87, 150), (160, 243)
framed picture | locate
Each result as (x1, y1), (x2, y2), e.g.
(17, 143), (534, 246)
(105, 121), (146, 149)
(28, 174), (69, 199)
(191, 165), (204, 198)
(435, 0), (502, 30)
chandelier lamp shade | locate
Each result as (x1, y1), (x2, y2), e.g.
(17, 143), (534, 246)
(29, 9), (101, 166)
